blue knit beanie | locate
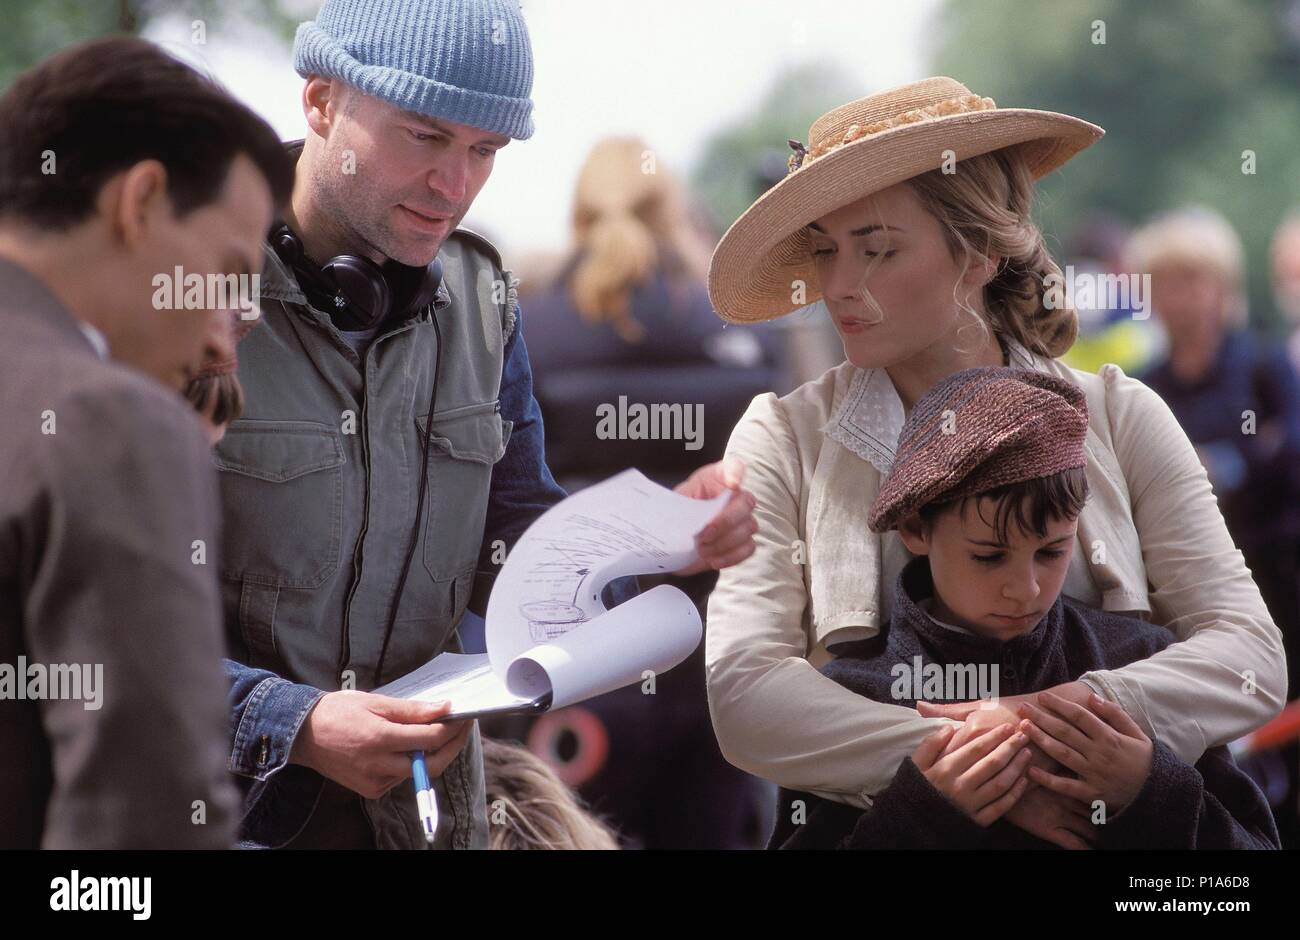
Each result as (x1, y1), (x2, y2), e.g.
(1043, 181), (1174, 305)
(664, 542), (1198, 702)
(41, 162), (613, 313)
(293, 0), (535, 140)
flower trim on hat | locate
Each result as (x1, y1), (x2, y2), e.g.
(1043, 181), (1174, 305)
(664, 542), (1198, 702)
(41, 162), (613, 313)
(787, 94), (998, 174)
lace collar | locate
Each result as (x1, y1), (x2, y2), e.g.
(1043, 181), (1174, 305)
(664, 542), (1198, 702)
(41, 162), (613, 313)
(824, 336), (1039, 475)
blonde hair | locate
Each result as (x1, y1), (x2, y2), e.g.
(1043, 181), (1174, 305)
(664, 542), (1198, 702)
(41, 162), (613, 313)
(566, 136), (713, 343)
(845, 147), (1078, 359)
(1128, 205), (1247, 326)
(481, 737), (620, 850)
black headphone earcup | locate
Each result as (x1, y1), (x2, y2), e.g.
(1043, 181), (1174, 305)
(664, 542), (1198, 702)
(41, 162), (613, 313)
(384, 257), (444, 321)
(268, 221), (445, 331)
(320, 255), (392, 330)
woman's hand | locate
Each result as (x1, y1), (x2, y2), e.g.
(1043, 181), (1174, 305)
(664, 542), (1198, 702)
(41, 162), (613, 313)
(672, 457), (757, 574)
(1018, 691), (1154, 818)
(915, 680), (1096, 723)
(912, 723), (1033, 826)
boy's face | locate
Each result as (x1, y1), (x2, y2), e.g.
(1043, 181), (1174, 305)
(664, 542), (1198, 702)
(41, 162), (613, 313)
(898, 497), (1078, 642)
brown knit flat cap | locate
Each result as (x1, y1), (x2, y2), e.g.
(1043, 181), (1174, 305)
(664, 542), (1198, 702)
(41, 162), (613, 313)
(867, 367), (1089, 533)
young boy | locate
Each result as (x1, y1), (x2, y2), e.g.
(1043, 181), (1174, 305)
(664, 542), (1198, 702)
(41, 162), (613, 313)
(182, 314), (255, 444)
(772, 367), (1279, 850)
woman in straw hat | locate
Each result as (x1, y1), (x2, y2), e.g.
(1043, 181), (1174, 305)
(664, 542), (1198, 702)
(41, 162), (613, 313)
(704, 77), (1287, 843)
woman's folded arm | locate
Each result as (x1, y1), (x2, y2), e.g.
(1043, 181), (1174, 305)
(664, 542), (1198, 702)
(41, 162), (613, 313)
(1076, 367), (1287, 763)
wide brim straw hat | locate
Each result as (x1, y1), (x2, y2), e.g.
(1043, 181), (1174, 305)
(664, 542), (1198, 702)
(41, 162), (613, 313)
(708, 76), (1104, 324)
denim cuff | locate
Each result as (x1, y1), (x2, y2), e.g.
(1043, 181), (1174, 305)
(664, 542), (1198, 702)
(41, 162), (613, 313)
(229, 676), (326, 780)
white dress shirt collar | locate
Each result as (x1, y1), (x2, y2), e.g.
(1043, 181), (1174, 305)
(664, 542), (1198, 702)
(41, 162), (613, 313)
(77, 321), (110, 360)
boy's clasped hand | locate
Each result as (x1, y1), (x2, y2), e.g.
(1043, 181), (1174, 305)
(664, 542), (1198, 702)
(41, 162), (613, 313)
(914, 685), (1155, 848)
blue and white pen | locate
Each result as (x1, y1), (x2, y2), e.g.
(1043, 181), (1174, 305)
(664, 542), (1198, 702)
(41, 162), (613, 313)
(411, 751), (439, 844)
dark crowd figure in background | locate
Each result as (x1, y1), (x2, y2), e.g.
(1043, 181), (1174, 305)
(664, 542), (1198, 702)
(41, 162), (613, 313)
(1057, 210), (1162, 377)
(1130, 206), (1300, 847)
(1271, 210), (1300, 379)
(525, 135), (784, 490)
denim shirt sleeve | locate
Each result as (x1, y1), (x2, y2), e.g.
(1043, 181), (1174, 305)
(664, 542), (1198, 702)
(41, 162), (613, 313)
(224, 657), (329, 846)
(470, 302), (639, 615)
(225, 658), (324, 780)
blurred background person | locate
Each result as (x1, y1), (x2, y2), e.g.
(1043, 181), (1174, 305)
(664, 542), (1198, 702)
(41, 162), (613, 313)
(1270, 209), (1300, 378)
(1129, 205), (1300, 846)
(480, 135), (780, 848)
(523, 134), (783, 490)
(1058, 210), (1163, 376)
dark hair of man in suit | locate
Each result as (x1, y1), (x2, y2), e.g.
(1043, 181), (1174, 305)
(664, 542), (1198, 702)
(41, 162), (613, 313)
(0, 35), (294, 229)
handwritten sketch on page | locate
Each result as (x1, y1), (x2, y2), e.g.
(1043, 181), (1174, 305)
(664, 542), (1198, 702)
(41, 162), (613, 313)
(374, 469), (730, 719)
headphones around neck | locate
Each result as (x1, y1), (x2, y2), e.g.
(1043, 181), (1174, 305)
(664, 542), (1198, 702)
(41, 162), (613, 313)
(269, 222), (444, 332)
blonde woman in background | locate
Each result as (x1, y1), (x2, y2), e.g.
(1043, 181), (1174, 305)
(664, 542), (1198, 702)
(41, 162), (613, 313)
(704, 78), (1287, 846)
(561, 134), (713, 343)
(526, 134), (784, 488)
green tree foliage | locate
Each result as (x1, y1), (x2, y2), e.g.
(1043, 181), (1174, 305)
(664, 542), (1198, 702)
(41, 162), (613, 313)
(0, 0), (299, 88)
(932, 0), (1300, 329)
(690, 62), (859, 236)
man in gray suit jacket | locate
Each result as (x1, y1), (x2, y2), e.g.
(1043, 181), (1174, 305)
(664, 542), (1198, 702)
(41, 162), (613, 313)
(0, 37), (293, 847)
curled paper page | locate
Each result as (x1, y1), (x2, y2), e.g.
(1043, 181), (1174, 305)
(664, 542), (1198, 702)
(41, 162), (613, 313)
(486, 469), (727, 679)
(505, 584), (702, 708)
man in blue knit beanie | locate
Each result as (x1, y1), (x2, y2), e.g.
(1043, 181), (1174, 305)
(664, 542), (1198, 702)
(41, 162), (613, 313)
(219, 0), (759, 851)
(286, 0), (535, 266)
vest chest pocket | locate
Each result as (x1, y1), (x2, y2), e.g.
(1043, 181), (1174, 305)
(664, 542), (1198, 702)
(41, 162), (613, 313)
(415, 401), (513, 583)
(213, 420), (345, 588)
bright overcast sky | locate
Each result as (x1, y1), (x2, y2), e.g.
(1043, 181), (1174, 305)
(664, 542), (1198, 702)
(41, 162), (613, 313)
(146, 0), (942, 260)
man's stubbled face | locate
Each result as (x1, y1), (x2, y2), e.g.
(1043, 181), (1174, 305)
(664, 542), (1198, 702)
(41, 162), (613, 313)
(308, 84), (511, 266)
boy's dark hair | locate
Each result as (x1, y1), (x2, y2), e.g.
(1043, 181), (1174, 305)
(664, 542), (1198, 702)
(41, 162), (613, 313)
(0, 35), (294, 229)
(184, 372), (245, 428)
(917, 465), (1090, 544)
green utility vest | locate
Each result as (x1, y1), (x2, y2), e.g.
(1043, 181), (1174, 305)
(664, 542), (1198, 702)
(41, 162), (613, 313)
(215, 218), (517, 849)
